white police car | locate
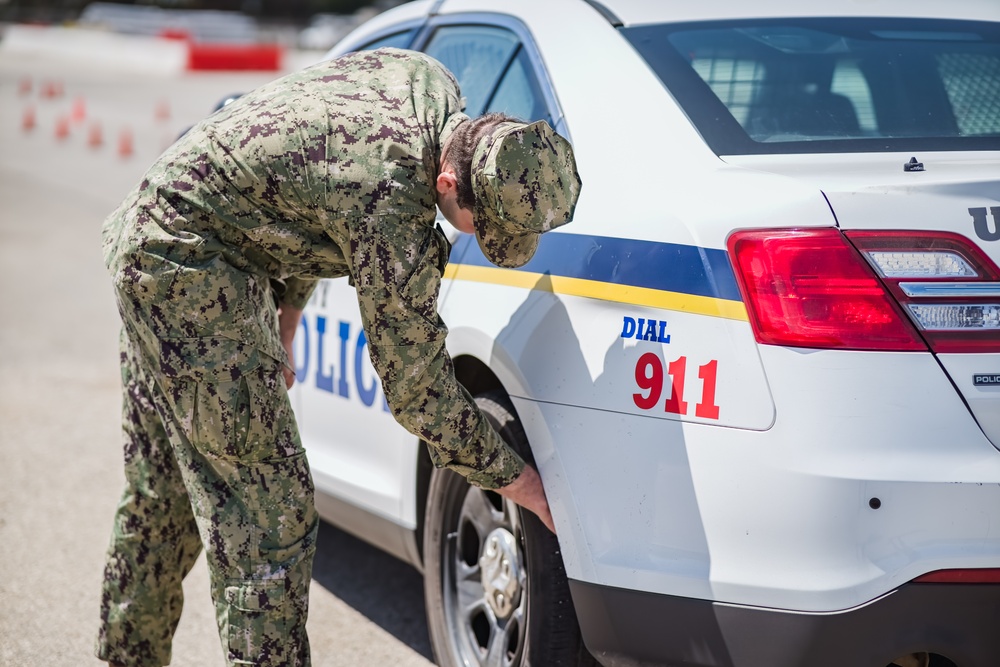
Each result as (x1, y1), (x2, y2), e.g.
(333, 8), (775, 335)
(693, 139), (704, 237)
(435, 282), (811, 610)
(290, 1), (1000, 665)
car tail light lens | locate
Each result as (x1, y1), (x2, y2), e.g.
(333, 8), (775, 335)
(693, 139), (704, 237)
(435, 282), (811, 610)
(728, 229), (926, 350)
(847, 231), (1000, 353)
(865, 250), (977, 278)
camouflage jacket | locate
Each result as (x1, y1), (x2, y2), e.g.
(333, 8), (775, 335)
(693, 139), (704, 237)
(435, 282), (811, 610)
(102, 49), (524, 488)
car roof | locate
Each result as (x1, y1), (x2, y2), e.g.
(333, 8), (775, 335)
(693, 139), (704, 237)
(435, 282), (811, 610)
(597, 0), (1000, 26)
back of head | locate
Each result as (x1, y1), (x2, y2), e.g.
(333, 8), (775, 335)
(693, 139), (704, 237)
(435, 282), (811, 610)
(446, 112), (519, 211)
(448, 114), (582, 268)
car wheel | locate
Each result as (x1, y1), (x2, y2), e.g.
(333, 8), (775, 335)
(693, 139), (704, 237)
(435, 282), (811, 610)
(423, 390), (597, 667)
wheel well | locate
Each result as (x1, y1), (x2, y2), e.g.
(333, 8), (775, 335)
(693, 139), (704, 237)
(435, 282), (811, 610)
(452, 354), (506, 397)
(413, 354), (506, 569)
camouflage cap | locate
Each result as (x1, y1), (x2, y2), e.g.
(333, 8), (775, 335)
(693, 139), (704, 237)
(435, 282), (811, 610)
(471, 120), (582, 268)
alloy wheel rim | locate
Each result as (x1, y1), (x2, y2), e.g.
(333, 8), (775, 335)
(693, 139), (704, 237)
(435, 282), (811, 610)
(443, 486), (528, 667)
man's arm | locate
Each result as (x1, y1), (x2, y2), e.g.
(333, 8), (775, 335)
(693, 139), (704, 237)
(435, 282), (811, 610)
(275, 276), (317, 389)
(347, 215), (555, 531)
(277, 302), (303, 389)
(496, 464), (555, 533)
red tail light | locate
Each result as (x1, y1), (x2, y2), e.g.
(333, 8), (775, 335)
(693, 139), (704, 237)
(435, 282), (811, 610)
(914, 569), (1000, 584)
(727, 229), (927, 351)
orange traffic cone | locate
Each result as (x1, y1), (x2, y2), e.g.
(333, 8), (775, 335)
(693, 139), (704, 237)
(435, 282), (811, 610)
(155, 99), (170, 122)
(88, 121), (103, 148)
(118, 127), (134, 158)
(55, 115), (70, 140)
(71, 96), (86, 123)
(41, 80), (63, 99)
(22, 106), (36, 132)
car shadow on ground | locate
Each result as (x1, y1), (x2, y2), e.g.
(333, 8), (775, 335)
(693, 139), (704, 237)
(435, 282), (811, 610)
(311, 519), (434, 661)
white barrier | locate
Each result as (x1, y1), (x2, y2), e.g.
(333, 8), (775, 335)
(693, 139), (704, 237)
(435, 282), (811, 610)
(1, 25), (187, 75)
(79, 2), (259, 43)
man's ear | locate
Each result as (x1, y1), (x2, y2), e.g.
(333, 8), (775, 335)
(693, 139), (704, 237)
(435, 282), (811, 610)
(436, 164), (458, 196)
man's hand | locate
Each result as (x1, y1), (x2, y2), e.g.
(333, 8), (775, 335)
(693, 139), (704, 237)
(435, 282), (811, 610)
(495, 464), (555, 534)
(277, 304), (303, 390)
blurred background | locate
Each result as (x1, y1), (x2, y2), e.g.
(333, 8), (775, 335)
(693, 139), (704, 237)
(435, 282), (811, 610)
(0, 1), (439, 665)
(2, 0), (406, 52)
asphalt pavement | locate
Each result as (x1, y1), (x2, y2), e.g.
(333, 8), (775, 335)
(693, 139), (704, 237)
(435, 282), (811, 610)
(0, 44), (435, 667)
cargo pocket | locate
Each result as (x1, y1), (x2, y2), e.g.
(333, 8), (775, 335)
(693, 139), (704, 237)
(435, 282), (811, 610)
(156, 336), (263, 459)
(397, 224), (449, 339)
(234, 360), (302, 462)
(159, 336), (261, 383)
(224, 581), (287, 666)
(188, 374), (253, 459)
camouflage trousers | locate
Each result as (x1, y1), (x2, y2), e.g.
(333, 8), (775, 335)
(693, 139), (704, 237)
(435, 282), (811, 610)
(96, 328), (319, 667)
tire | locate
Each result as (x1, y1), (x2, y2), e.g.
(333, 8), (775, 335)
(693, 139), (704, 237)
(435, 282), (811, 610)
(423, 390), (597, 667)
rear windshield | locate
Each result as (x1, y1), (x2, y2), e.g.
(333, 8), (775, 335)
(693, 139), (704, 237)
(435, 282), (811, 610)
(622, 18), (1000, 154)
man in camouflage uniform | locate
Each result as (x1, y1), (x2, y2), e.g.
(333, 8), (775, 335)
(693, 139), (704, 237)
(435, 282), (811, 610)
(96, 48), (581, 667)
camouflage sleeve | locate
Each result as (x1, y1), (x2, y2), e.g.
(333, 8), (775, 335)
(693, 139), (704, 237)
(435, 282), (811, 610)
(281, 277), (319, 310)
(348, 214), (525, 489)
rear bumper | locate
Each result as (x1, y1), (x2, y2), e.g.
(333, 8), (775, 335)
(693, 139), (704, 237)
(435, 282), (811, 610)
(570, 579), (1000, 667)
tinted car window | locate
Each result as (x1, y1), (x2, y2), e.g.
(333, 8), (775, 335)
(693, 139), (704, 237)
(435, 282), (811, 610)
(623, 18), (1000, 154)
(486, 47), (551, 124)
(424, 25), (519, 115)
(360, 29), (417, 51)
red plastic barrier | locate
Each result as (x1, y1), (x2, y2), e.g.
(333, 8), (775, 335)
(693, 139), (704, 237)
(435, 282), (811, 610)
(158, 28), (192, 41)
(186, 43), (283, 71)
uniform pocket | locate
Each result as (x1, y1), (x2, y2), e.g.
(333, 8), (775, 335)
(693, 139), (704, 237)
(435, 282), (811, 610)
(155, 337), (292, 461)
(236, 360), (302, 462)
(224, 581), (287, 666)
(348, 213), (449, 345)
(397, 224), (448, 336)
(178, 357), (296, 462)
(189, 376), (251, 459)
(159, 336), (261, 382)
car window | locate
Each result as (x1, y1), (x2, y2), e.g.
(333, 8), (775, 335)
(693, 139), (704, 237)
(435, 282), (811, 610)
(623, 18), (1000, 154)
(485, 47), (551, 124)
(423, 25), (520, 116)
(939, 52), (1000, 135)
(829, 61), (877, 134)
(359, 29), (417, 51)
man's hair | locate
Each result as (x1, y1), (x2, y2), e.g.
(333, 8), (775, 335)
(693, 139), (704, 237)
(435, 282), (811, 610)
(446, 112), (520, 211)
